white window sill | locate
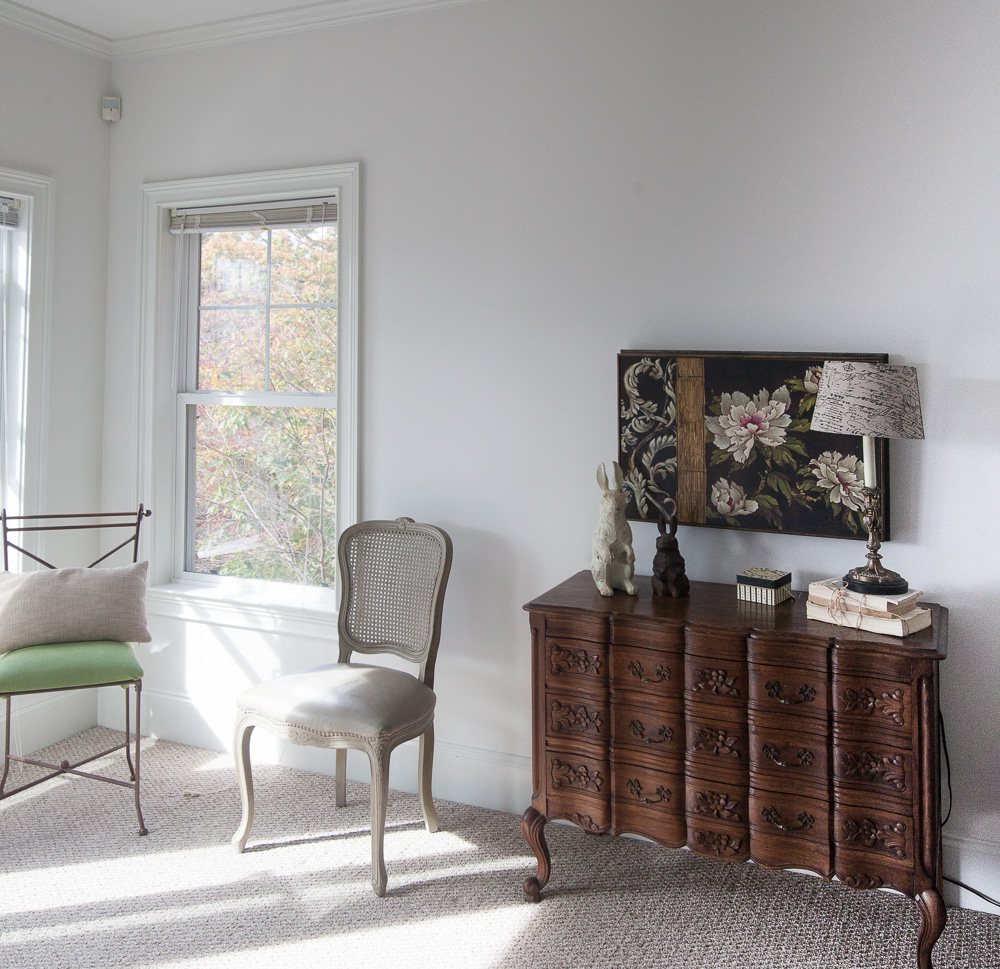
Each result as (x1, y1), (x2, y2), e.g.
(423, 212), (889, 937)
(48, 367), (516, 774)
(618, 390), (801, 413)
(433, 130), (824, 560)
(146, 577), (339, 640)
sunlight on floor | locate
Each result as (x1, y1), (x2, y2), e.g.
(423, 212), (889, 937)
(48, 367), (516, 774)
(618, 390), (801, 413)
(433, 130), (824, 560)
(0, 828), (493, 914)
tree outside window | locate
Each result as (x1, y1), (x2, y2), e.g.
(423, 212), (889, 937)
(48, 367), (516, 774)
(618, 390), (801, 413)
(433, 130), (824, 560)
(184, 219), (338, 587)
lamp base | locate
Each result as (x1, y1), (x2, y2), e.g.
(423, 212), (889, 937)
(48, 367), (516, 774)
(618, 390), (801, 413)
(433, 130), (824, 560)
(843, 565), (909, 597)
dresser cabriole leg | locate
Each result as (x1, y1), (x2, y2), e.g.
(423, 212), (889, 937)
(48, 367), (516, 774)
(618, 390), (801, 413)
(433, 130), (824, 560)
(916, 888), (946, 969)
(522, 806), (550, 901)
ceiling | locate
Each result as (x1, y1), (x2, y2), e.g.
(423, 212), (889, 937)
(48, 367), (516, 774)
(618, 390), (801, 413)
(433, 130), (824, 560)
(0, 0), (482, 55)
(3, 0), (344, 40)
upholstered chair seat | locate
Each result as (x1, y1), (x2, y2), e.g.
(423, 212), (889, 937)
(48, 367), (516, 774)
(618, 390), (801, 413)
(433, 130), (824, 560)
(236, 664), (436, 749)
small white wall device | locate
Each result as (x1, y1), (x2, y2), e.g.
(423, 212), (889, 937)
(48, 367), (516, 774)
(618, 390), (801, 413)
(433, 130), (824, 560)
(101, 97), (121, 122)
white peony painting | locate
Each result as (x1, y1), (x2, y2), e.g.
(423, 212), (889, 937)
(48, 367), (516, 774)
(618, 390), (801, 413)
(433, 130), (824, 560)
(617, 351), (890, 539)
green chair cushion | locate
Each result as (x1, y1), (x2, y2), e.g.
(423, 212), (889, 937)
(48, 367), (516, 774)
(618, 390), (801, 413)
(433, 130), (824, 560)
(0, 641), (143, 694)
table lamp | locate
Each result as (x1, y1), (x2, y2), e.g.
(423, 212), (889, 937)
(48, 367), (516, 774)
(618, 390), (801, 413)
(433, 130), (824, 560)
(810, 360), (924, 595)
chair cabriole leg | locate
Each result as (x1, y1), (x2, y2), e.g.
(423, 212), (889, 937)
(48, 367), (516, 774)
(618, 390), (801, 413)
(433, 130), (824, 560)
(418, 725), (439, 833)
(367, 743), (390, 897)
(232, 720), (256, 852)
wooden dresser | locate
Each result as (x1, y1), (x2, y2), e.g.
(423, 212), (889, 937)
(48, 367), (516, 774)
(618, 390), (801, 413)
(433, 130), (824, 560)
(521, 572), (947, 969)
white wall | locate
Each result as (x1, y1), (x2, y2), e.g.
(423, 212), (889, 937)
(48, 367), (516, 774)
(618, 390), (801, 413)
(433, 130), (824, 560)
(9, 0), (993, 912)
(0, 27), (112, 744)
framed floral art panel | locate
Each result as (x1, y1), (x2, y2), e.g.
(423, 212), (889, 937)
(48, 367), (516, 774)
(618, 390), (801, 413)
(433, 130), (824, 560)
(617, 351), (890, 540)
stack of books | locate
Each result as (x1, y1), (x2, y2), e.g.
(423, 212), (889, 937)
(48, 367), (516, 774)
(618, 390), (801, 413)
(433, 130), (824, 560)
(806, 577), (931, 636)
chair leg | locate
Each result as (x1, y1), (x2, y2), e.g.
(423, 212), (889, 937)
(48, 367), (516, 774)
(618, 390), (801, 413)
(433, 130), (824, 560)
(335, 747), (347, 808)
(123, 684), (136, 781)
(132, 682), (148, 835)
(367, 743), (390, 897)
(232, 720), (256, 852)
(0, 695), (11, 795)
(418, 725), (439, 833)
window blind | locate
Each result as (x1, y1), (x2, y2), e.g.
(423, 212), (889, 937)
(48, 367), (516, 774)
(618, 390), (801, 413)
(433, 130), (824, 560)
(0, 197), (19, 231)
(169, 197), (337, 234)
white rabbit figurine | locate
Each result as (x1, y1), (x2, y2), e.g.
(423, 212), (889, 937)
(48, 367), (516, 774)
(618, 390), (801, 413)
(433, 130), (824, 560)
(590, 461), (638, 597)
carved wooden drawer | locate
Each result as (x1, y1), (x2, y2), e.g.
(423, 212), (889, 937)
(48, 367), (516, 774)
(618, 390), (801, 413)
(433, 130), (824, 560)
(685, 657), (747, 704)
(685, 715), (747, 769)
(749, 787), (832, 875)
(545, 691), (610, 750)
(612, 759), (685, 845)
(748, 662), (829, 719)
(544, 636), (607, 692)
(833, 674), (912, 735)
(685, 780), (748, 828)
(833, 740), (912, 803)
(835, 845), (915, 896)
(611, 644), (679, 698)
(612, 698), (684, 764)
(611, 615), (684, 652)
(544, 747), (611, 832)
(545, 614), (608, 643)
(748, 718), (828, 786)
(686, 818), (750, 861)
(834, 805), (913, 869)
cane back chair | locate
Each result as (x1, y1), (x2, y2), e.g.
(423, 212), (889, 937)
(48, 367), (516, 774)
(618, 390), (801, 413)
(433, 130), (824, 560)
(0, 506), (151, 834)
(232, 517), (453, 896)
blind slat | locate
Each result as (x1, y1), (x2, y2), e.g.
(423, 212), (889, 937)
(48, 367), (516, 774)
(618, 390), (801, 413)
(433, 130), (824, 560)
(0, 197), (19, 231)
(170, 198), (336, 234)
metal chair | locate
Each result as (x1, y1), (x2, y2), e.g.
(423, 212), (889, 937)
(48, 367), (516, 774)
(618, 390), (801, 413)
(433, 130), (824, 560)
(0, 506), (151, 834)
(232, 517), (453, 895)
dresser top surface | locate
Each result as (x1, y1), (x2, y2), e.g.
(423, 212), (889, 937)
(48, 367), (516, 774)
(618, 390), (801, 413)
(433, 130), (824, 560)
(525, 572), (947, 659)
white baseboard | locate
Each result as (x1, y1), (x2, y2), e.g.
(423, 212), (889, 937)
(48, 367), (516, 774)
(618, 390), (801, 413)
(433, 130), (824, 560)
(942, 832), (1000, 915)
(2, 690), (96, 754)
(99, 685), (533, 816)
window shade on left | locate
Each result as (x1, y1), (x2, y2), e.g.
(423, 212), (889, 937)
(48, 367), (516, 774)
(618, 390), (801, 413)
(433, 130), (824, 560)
(0, 198), (19, 231)
(169, 198), (337, 234)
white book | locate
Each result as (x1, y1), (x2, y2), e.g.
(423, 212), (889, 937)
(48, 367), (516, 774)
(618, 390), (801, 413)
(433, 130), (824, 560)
(807, 577), (923, 618)
(806, 598), (932, 637)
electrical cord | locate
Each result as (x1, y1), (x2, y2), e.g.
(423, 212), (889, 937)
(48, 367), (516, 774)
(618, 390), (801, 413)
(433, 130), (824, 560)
(939, 713), (1000, 910)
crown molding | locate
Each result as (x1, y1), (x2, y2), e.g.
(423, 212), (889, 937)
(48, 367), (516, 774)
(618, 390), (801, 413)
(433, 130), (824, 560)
(0, 0), (488, 60)
(0, 1), (112, 58)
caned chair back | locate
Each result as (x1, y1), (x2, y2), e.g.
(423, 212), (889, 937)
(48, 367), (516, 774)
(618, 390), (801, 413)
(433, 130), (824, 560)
(336, 518), (452, 688)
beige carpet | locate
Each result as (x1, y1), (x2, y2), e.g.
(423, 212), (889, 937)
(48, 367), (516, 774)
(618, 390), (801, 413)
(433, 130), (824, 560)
(0, 728), (998, 969)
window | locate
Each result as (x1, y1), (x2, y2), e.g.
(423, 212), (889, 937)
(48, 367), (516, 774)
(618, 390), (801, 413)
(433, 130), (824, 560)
(174, 201), (338, 586)
(0, 169), (51, 521)
(139, 165), (357, 602)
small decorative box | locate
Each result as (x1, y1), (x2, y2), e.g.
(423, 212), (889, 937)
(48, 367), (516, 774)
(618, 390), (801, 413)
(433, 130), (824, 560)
(736, 567), (792, 606)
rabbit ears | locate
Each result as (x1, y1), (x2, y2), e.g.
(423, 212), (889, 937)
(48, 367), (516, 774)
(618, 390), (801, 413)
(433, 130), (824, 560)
(597, 461), (624, 492)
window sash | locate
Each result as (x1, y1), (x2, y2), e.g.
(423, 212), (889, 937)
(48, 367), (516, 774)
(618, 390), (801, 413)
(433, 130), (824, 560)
(179, 214), (339, 586)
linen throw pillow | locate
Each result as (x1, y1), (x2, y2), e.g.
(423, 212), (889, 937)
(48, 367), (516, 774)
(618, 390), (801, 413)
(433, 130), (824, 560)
(0, 561), (151, 654)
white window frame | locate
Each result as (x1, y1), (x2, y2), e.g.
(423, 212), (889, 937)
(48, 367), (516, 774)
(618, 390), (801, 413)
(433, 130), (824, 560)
(0, 168), (52, 525)
(137, 165), (358, 615)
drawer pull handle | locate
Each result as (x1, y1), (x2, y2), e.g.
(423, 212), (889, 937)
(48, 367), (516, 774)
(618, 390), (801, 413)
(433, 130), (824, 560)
(761, 807), (815, 831)
(627, 661), (670, 684)
(628, 719), (673, 744)
(765, 681), (816, 705)
(626, 779), (671, 804)
(761, 743), (815, 768)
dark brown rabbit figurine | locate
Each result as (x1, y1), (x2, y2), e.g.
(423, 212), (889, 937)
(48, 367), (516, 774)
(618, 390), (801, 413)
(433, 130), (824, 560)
(651, 513), (689, 597)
